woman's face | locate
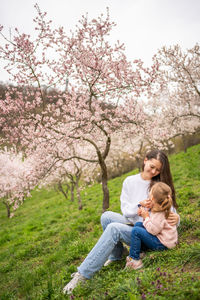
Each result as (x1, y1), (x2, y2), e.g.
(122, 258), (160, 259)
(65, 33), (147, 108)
(143, 158), (162, 180)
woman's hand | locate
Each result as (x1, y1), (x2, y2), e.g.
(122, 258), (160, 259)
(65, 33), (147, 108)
(167, 212), (179, 226)
(140, 199), (152, 209)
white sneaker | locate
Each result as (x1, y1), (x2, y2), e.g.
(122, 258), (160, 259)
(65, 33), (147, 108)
(104, 259), (113, 266)
(71, 272), (76, 278)
(63, 272), (86, 294)
(104, 246), (130, 267)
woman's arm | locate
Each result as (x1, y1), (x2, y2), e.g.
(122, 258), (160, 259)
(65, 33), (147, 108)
(167, 212), (180, 226)
(167, 207), (180, 226)
(120, 178), (138, 218)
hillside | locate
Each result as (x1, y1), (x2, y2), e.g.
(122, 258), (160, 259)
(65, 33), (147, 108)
(0, 145), (200, 299)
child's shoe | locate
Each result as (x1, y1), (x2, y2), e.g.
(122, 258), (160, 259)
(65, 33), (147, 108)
(125, 256), (143, 270)
(140, 252), (146, 259)
(63, 272), (86, 294)
(126, 252), (145, 260)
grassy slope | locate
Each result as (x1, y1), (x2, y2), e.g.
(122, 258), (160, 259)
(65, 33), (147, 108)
(0, 145), (200, 300)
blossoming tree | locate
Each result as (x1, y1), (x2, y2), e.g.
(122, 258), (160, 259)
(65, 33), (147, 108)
(149, 44), (200, 138)
(0, 5), (158, 210)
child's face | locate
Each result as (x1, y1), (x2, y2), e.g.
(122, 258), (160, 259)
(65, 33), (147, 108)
(149, 190), (155, 207)
(150, 190), (163, 211)
(149, 190), (153, 201)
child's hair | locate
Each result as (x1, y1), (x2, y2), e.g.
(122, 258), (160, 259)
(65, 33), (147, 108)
(151, 182), (172, 218)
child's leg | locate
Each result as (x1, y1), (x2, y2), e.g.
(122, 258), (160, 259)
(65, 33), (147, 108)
(133, 222), (148, 253)
(129, 227), (167, 260)
(134, 222), (144, 228)
(129, 226), (145, 260)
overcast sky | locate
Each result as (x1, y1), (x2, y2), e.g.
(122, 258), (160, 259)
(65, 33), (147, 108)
(0, 0), (200, 83)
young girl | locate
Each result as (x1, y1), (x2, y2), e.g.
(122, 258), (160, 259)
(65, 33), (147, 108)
(126, 182), (178, 270)
(63, 150), (179, 294)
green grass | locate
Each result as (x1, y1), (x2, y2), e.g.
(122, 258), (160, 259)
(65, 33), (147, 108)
(0, 144), (200, 299)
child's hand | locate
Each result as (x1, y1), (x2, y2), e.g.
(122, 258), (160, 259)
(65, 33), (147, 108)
(140, 207), (149, 219)
(139, 200), (147, 207)
(137, 207), (142, 216)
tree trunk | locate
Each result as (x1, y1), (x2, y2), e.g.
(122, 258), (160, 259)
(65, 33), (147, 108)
(100, 159), (109, 211)
(70, 183), (75, 202)
(136, 157), (141, 172)
(182, 136), (187, 153)
(57, 182), (68, 199)
(3, 201), (10, 218)
(75, 177), (82, 210)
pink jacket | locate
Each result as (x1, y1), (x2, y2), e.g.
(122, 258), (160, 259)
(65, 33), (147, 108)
(143, 211), (178, 249)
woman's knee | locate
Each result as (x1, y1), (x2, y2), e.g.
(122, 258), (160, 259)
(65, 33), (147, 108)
(105, 223), (120, 241)
(100, 211), (113, 227)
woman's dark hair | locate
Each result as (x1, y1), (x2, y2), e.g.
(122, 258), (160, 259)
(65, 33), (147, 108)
(142, 149), (177, 208)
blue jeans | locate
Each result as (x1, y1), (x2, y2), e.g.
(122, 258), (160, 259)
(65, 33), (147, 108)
(78, 211), (134, 278)
(129, 222), (167, 260)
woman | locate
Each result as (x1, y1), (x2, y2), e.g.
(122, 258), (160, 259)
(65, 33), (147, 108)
(63, 150), (179, 294)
